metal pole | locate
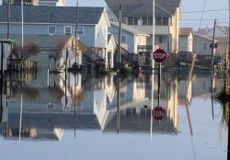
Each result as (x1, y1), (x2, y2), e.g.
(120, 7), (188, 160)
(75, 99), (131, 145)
(7, 0), (11, 39)
(21, 0), (24, 49)
(152, 0), (155, 69)
(211, 19), (216, 74)
(117, 5), (122, 64)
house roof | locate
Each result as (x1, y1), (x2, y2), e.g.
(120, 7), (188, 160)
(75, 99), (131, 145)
(111, 22), (149, 36)
(105, 0), (181, 17)
(180, 27), (193, 36)
(194, 33), (213, 41)
(0, 5), (104, 24)
(198, 25), (229, 37)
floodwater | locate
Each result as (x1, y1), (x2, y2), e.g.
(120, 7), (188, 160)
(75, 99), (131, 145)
(0, 67), (228, 160)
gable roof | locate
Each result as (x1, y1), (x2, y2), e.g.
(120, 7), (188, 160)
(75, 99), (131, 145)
(180, 27), (193, 36)
(0, 5), (104, 24)
(105, 0), (181, 17)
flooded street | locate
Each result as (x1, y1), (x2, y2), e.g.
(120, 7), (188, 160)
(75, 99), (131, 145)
(0, 67), (228, 160)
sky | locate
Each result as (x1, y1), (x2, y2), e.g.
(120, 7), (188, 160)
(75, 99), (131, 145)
(66, 0), (229, 29)
(0, 0), (229, 29)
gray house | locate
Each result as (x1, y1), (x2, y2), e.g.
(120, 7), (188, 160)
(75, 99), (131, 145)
(0, 5), (110, 49)
(0, 5), (115, 68)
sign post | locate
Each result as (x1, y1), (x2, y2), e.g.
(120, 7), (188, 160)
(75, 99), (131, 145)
(152, 48), (167, 121)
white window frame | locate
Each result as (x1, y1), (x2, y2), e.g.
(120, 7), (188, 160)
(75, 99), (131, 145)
(76, 26), (84, 35)
(48, 26), (56, 35)
(64, 26), (72, 35)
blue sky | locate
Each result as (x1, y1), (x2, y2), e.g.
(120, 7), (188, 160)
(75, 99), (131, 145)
(67, 0), (229, 29)
(0, 0), (228, 29)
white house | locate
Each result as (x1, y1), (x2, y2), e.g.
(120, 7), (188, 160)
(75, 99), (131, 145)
(179, 27), (193, 53)
(109, 22), (149, 54)
(105, 0), (181, 54)
(2, 0), (65, 6)
(193, 34), (214, 55)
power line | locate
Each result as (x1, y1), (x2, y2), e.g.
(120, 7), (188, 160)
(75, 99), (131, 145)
(181, 8), (229, 14)
(181, 17), (229, 21)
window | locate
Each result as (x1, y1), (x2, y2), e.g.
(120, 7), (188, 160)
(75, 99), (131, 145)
(128, 17), (134, 25)
(142, 17), (148, 25)
(156, 17), (162, 25)
(163, 17), (169, 25)
(148, 17), (153, 25)
(48, 26), (56, 34)
(64, 26), (72, 35)
(203, 43), (208, 51)
(122, 35), (127, 43)
(156, 17), (169, 26)
(134, 17), (139, 25)
(76, 26), (84, 35)
(158, 35), (167, 44)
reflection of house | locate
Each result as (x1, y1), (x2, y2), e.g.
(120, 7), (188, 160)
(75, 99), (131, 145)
(0, 40), (11, 71)
(179, 28), (193, 53)
(1, 74), (180, 141)
(109, 22), (149, 53)
(106, 0), (181, 53)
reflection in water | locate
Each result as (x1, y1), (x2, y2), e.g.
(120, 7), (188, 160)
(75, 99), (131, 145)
(0, 69), (227, 159)
(0, 71), (221, 138)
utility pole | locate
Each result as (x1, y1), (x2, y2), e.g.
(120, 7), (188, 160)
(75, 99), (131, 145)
(74, 0), (79, 66)
(211, 19), (216, 74)
(117, 5), (122, 64)
(7, 0), (11, 39)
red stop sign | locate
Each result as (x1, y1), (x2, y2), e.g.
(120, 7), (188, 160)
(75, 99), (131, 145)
(152, 106), (165, 121)
(153, 48), (167, 64)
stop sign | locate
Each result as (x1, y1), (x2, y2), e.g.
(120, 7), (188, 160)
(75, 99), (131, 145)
(153, 48), (167, 64)
(152, 106), (165, 121)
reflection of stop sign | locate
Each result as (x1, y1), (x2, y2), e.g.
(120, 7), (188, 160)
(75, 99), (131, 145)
(152, 106), (165, 121)
(153, 48), (167, 64)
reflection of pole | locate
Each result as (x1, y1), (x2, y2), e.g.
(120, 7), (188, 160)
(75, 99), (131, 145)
(228, 102), (230, 160)
(210, 75), (214, 120)
(150, 74), (154, 140)
(116, 76), (120, 134)
(157, 64), (161, 106)
(74, 74), (77, 139)
(185, 54), (196, 136)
